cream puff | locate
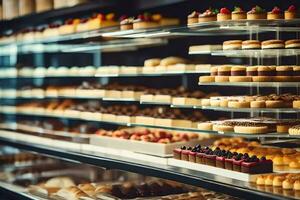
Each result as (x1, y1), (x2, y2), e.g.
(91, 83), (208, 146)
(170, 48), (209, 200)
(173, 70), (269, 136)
(247, 6), (267, 20)
(217, 7), (231, 21)
(267, 6), (283, 20)
(231, 7), (246, 20)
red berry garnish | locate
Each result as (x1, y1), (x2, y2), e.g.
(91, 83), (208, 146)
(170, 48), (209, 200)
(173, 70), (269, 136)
(220, 7), (230, 14)
(138, 14), (144, 20)
(288, 5), (296, 12)
(272, 6), (281, 14)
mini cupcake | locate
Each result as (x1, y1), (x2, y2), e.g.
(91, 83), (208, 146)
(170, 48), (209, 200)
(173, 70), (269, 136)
(247, 6), (267, 20)
(231, 6), (246, 20)
(217, 7), (231, 21)
(285, 5), (298, 20)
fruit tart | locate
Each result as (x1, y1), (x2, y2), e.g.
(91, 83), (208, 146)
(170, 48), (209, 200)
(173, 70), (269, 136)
(217, 7), (231, 21)
(120, 15), (134, 30)
(231, 6), (246, 20)
(247, 6), (267, 20)
(198, 8), (218, 22)
(133, 13), (160, 29)
(187, 11), (199, 25)
(267, 6), (283, 20)
(285, 5), (298, 19)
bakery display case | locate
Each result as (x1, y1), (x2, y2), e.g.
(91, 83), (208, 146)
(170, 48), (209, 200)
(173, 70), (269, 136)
(1, 0), (300, 199)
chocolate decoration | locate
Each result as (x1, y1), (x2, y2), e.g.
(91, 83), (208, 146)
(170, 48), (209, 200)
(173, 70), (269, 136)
(246, 71), (258, 76)
(231, 71), (246, 76)
(257, 71), (276, 76)
(218, 71), (231, 76)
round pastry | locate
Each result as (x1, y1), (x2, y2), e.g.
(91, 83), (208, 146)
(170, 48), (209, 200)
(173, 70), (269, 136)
(234, 125), (269, 134)
(265, 100), (286, 108)
(246, 66), (258, 76)
(252, 76), (273, 82)
(199, 76), (215, 83)
(257, 66), (276, 76)
(223, 40), (242, 50)
(230, 66), (246, 76)
(289, 161), (300, 169)
(210, 66), (218, 76)
(285, 5), (298, 20)
(265, 175), (275, 186)
(120, 17), (134, 30)
(289, 125), (300, 135)
(217, 65), (231, 76)
(133, 14), (159, 29)
(228, 101), (250, 108)
(229, 76), (252, 82)
(242, 40), (261, 49)
(285, 39), (300, 48)
(217, 8), (231, 21)
(273, 176), (286, 187)
(247, 6), (267, 20)
(187, 11), (199, 25)
(262, 40), (284, 49)
(273, 155), (284, 165)
(198, 122), (213, 130)
(277, 124), (290, 133)
(231, 7), (246, 20)
(283, 179), (296, 190)
(293, 101), (300, 109)
(283, 155), (294, 165)
(250, 100), (266, 108)
(294, 180), (300, 190)
(220, 99), (229, 107)
(198, 9), (217, 22)
(160, 57), (187, 66)
(212, 124), (234, 132)
(256, 176), (266, 185)
(144, 58), (161, 67)
(267, 6), (283, 20)
(215, 76), (229, 82)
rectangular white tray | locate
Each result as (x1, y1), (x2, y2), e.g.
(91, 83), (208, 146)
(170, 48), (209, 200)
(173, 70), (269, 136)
(168, 158), (274, 182)
(90, 135), (213, 157)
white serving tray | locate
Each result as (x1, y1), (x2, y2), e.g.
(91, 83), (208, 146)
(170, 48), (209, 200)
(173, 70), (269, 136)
(90, 135), (210, 157)
(168, 158), (274, 182)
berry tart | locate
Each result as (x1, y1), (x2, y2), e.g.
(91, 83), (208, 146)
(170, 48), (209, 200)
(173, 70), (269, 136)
(59, 18), (80, 35)
(43, 24), (60, 38)
(217, 7), (231, 21)
(133, 13), (159, 29)
(285, 5), (298, 20)
(120, 16), (134, 30)
(198, 9), (218, 23)
(187, 11), (199, 25)
(231, 7), (246, 20)
(247, 6), (267, 20)
(267, 6), (283, 20)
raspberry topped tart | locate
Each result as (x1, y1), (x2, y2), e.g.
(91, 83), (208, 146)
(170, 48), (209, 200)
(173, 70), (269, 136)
(267, 6), (283, 20)
(198, 8), (218, 22)
(217, 7), (231, 21)
(247, 6), (267, 20)
(187, 11), (199, 25)
(231, 7), (246, 20)
(285, 5), (298, 19)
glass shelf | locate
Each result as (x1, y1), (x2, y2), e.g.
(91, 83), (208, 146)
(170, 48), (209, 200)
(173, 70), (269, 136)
(1, 107), (299, 139)
(201, 106), (300, 114)
(0, 38), (167, 55)
(198, 82), (300, 88)
(0, 135), (295, 200)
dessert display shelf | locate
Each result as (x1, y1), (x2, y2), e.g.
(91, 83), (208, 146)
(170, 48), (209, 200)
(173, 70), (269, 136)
(200, 106), (300, 114)
(1, 107), (300, 139)
(190, 49), (300, 58)
(0, 38), (167, 55)
(0, 134), (293, 200)
(198, 82), (300, 88)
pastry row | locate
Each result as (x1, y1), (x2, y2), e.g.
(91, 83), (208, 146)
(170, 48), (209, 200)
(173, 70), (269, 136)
(202, 94), (300, 109)
(0, 12), (179, 43)
(212, 137), (300, 168)
(198, 118), (300, 134)
(3, 0), (87, 20)
(188, 5), (298, 25)
(255, 173), (300, 191)
(28, 177), (234, 200)
(200, 65), (300, 83)
(7, 100), (207, 128)
(223, 39), (300, 50)
(0, 152), (46, 164)
(173, 145), (273, 174)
